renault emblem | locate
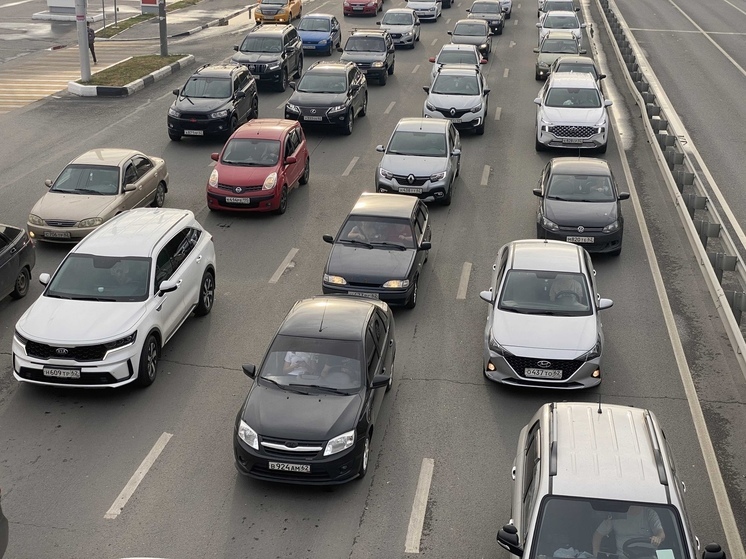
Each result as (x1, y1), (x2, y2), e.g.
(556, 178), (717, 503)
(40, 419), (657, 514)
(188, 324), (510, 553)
(235, 187), (243, 194)
(449, 108), (456, 117)
(537, 360), (552, 369)
(577, 226), (585, 233)
(407, 174), (415, 184)
(56, 348), (69, 356)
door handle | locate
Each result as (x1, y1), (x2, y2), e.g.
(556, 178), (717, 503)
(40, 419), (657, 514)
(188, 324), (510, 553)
(10, 247), (17, 254)
(196, 255), (202, 263)
(389, 339), (394, 346)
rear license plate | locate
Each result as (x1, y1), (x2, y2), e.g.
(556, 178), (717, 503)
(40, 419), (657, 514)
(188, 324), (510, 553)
(225, 196), (252, 204)
(566, 236), (594, 243)
(524, 368), (563, 379)
(398, 187), (422, 194)
(43, 367), (81, 379)
(184, 130), (204, 136)
(562, 138), (583, 144)
(348, 291), (380, 299)
(43, 231), (71, 239)
(268, 462), (311, 472)
(304, 116), (323, 121)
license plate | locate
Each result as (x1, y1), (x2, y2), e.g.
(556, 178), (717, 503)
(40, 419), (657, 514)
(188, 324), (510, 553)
(566, 236), (594, 243)
(353, 6), (364, 9)
(398, 187), (422, 194)
(184, 130), (204, 136)
(451, 118), (462, 123)
(303, 44), (315, 49)
(43, 367), (81, 379)
(304, 116), (323, 121)
(562, 138), (583, 144)
(225, 196), (252, 204)
(268, 462), (311, 472)
(524, 368), (562, 379)
(44, 231), (71, 239)
(348, 291), (380, 299)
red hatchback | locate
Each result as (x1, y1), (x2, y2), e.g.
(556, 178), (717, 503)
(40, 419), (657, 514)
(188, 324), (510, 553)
(343, 0), (383, 16)
(207, 119), (310, 214)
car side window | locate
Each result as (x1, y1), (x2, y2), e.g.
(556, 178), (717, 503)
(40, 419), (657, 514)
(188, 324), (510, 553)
(154, 229), (193, 290)
(133, 156), (154, 178)
(0, 232), (9, 251)
(154, 247), (175, 289)
(347, 68), (355, 88)
(287, 28), (298, 43)
(415, 205), (427, 242)
(364, 328), (380, 381)
(123, 163), (138, 186)
(332, 17), (339, 29)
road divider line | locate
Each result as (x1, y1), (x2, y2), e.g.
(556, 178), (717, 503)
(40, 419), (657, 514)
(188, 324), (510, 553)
(405, 457), (435, 554)
(509, 40), (516, 48)
(480, 165), (490, 186)
(309, 0), (331, 12)
(514, 18), (518, 25)
(269, 248), (299, 284)
(104, 432), (173, 520)
(209, 161), (217, 167)
(456, 262), (472, 300)
(384, 101), (396, 114)
(494, 106), (502, 120)
(503, 68), (509, 78)
(342, 156), (359, 177)
(276, 101), (285, 110)
(446, 18), (451, 23)
(431, 38), (437, 45)
(412, 64), (420, 74)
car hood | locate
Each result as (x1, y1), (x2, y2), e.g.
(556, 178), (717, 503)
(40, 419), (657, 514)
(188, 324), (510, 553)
(541, 106), (605, 125)
(381, 23), (415, 32)
(289, 91), (348, 107)
(380, 154), (448, 175)
(242, 384), (362, 440)
(340, 52), (386, 63)
(231, 52), (282, 64)
(544, 199), (618, 227)
(31, 191), (119, 221)
(17, 297), (148, 344)
(537, 52), (569, 65)
(491, 311), (597, 357)
(299, 30), (332, 41)
(428, 92), (481, 110)
(327, 244), (416, 282)
(451, 35), (487, 46)
(173, 96), (230, 114)
(214, 163), (275, 188)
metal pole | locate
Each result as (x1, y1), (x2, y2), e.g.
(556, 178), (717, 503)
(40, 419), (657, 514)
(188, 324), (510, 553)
(75, 0), (91, 81)
(114, 0), (118, 26)
(101, 0), (106, 30)
(158, 0), (168, 57)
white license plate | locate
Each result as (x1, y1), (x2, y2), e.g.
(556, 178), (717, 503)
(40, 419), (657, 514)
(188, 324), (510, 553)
(184, 130), (204, 136)
(524, 368), (563, 379)
(303, 44), (315, 49)
(43, 367), (81, 379)
(268, 462), (311, 472)
(348, 291), (380, 299)
(225, 196), (252, 204)
(304, 116), (323, 121)
(562, 138), (583, 144)
(566, 236), (594, 243)
(398, 187), (422, 194)
(451, 118), (462, 123)
(353, 6), (364, 9)
(44, 231), (71, 239)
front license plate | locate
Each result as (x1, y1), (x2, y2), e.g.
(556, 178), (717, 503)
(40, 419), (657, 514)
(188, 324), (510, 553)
(304, 116), (323, 121)
(348, 291), (380, 299)
(43, 367), (81, 379)
(562, 138), (583, 144)
(184, 130), (204, 136)
(303, 44), (315, 49)
(353, 6), (364, 9)
(451, 118), (462, 124)
(268, 462), (311, 473)
(566, 236), (594, 243)
(524, 368), (563, 379)
(398, 187), (422, 194)
(225, 196), (252, 204)
(43, 231), (71, 239)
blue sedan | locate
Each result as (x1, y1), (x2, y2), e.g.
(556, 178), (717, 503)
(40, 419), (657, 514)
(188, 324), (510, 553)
(298, 13), (342, 55)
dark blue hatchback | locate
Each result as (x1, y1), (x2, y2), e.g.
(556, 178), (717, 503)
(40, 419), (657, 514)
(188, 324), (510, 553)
(297, 13), (341, 55)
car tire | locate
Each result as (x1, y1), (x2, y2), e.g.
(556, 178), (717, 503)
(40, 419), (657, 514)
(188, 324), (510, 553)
(275, 185), (288, 215)
(250, 96), (259, 120)
(610, 244), (622, 256)
(535, 72), (542, 80)
(506, 10), (511, 19)
(10, 267), (30, 299)
(379, 70), (387, 85)
(535, 135), (547, 151)
(597, 142), (608, 154)
(386, 360), (394, 392)
(168, 131), (181, 141)
(194, 270), (215, 316)
(356, 435), (370, 479)
(359, 93), (368, 117)
(228, 115), (238, 137)
(151, 182), (167, 208)
(296, 57), (303, 79)
(388, 61), (395, 75)
(299, 157), (310, 185)
(405, 277), (418, 308)
(497, 25), (503, 35)
(343, 109), (354, 135)
(277, 69), (289, 92)
(442, 181), (453, 206)
(136, 334), (159, 388)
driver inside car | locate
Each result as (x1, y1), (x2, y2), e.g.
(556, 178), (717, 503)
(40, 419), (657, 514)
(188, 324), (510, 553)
(549, 273), (585, 303)
(592, 506), (666, 559)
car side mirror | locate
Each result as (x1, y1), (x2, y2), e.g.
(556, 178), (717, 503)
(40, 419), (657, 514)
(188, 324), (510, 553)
(428, 56), (436, 62)
(124, 183), (137, 192)
(604, 99), (613, 107)
(480, 58), (488, 64)
(497, 524), (523, 556)
(479, 289), (493, 303)
(533, 47), (540, 53)
(288, 81), (296, 90)
(534, 97), (542, 105)
(535, 22), (541, 28)
(598, 298), (613, 310)
(172, 88), (180, 95)
(371, 374), (389, 389)
(211, 152), (220, 162)
(618, 192), (630, 200)
(452, 148), (461, 156)
(575, 6), (580, 10)
(599, 73), (607, 80)
(234, 90), (246, 99)
(242, 364), (256, 379)
(376, 144), (385, 152)
(580, 23), (587, 28)
(39, 272), (50, 286)
(350, 83), (361, 93)
(447, 31), (453, 35)
(44, 179), (53, 188)
(158, 278), (180, 294)
(580, 49), (587, 54)
(422, 86), (430, 93)
(233, 45), (239, 51)
(465, 8), (470, 11)
(415, 21), (421, 26)
(419, 241), (431, 251)
(376, 21), (381, 25)
(323, 234), (334, 244)
(483, 88), (490, 95)
(286, 155), (297, 164)
(533, 188), (543, 197)
(337, 46), (344, 53)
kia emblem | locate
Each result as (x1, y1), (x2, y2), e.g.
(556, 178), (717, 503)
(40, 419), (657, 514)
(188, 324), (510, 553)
(537, 360), (552, 369)
(577, 226), (585, 233)
(235, 187), (243, 194)
(407, 174), (415, 184)
(56, 347), (69, 356)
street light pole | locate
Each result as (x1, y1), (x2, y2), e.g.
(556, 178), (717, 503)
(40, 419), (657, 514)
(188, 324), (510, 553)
(158, 0), (168, 56)
(75, 0), (91, 81)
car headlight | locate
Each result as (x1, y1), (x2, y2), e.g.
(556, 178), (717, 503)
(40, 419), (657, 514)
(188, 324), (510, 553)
(28, 214), (44, 226)
(371, 61), (384, 68)
(285, 102), (300, 113)
(379, 167), (393, 180)
(14, 330), (28, 346)
(538, 61), (550, 68)
(324, 274), (347, 285)
(104, 332), (137, 352)
(209, 109), (229, 119)
(540, 117), (553, 132)
(402, 31), (412, 36)
(488, 334), (513, 356)
(479, 43), (488, 50)
(425, 101), (436, 111)
(470, 103), (483, 113)
(208, 168), (219, 188)
(430, 171), (447, 181)
(383, 279), (410, 288)
(429, 6), (436, 10)
(263, 172), (278, 190)
(237, 420), (259, 450)
(595, 118), (607, 134)
(329, 104), (348, 113)
(541, 215), (559, 231)
(318, 38), (328, 45)
(77, 217), (104, 228)
(367, 1), (376, 5)
(267, 63), (281, 71)
(580, 339), (602, 361)
(324, 429), (355, 456)
(602, 220), (619, 233)
(168, 107), (181, 117)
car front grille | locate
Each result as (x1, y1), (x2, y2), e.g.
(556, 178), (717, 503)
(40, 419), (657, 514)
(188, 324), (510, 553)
(346, 281), (383, 288)
(217, 183), (263, 193)
(392, 174), (429, 186)
(178, 112), (210, 121)
(260, 436), (325, 459)
(390, 33), (402, 39)
(549, 125), (597, 138)
(25, 341), (108, 362)
(44, 219), (77, 227)
(353, 62), (372, 70)
(505, 356), (583, 380)
(247, 63), (268, 73)
(299, 107), (330, 116)
(434, 107), (472, 118)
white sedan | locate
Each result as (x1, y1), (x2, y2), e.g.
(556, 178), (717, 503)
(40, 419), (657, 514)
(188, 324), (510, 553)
(406, 0), (442, 21)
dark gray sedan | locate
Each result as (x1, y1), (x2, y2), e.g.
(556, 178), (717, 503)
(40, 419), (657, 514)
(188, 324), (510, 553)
(0, 224), (35, 301)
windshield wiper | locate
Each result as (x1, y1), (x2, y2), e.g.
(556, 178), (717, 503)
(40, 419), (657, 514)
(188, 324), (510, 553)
(370, 241), (407, 251)
(222, 161), (261, 166)
(546, 195), (571, 201)
(339, 238), (373, 249)
(290, 384), (352, 395)
(69, 296), (117, 302)
(261, 376), (309, 394)
(74, 188), (106, 195)
(46, 293), (73, 299)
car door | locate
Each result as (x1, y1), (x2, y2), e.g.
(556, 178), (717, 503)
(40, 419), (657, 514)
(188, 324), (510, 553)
(284, 128), (302, 187)
(285, 29), (300, 74)
(365, 313), (387, 425)
(331, 17), (341, 46)
(236, 69), (253, 120)
(152, 235), (185, 341)
(120, 161), (142, 210)
(412, 202), (429, 278)
(537, 161), (551, 224)
(133, 156), (158, 206)
(0, 228), (18, 297)
(447, 123), (460, 179)
(168, 227), (203, 327)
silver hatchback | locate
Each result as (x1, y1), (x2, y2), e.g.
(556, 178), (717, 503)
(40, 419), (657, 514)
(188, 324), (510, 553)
(423, 64), (490, 135)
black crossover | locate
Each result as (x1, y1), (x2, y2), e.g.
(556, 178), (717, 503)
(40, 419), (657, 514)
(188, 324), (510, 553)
(338, 29), (395, 85)
(231, 24), (304, 92)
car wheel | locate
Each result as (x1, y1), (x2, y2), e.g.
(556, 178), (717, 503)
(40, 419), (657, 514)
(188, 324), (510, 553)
(456, 158), (460, 177)
(535, 71), (542, 80)
(299, 157), (310, 185)
(405, 278), (418, 308)
(359, 93), (368, 117)
(442, 181), (453, 206)
(357, 436), (370, 479)
(194, 270), (215, 316)
(386, 360), (394, 392)
(296, 57), (303, 79)
(535, 134), (547, 151)
(151, 181), (167, 208)
(250, 96), (259, 120)
(277, 69), (289, 92)
(228, 115), (238, 137)
(497, 25), (503, 35)
(343, 109), (354, 135)
(388, 61), (395, 75)
(10, 267), (30, 299)
(506, 10), (511, 19)
(136, 334), (159, 387)
(168, 131), (181, 141)
(379, 70), (388, 85)
(275, 185), (288, 215)
(475, 120), (485, 136)
(597, 142), (608, 154)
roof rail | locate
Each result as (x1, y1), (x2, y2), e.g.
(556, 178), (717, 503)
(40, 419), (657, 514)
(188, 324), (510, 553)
(548, 402), (558, 476)
(349, 27), (386, 34)
(643, 410), (669, 486)
(196, 63), (211, 71)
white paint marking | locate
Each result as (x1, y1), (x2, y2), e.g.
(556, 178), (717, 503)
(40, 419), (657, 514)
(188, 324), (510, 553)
(517, 2), (521, 7)
(494, 106), (501, 120)
(480, 165), (490, 186)
(0, 0), (35, 8)
(342, 156), (359, 177)
(309, 0), (331, 12)
(104, 432), (173, 520)
(514, 18), (518, 25)
(446, 18), (451, 23)
(509, 40), (516, 48)
(269, 248), (299, 284)
(431, 38), (438, 45)
(276, 101), (286, 110)
(405, 458), (435, 554)
(384, 101), (396, 114)
(456, 262), (472, 300)
(503, 68), (509, 78)
(412, 64), (420, 73)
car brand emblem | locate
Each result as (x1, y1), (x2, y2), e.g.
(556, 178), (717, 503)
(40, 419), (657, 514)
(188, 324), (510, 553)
(537, 360), (552, 369)
(310, 108), (317, 114)
(569, 127), (578, 132)
(235, 187), (243, 194)
(577, 226), (585, 233)
(56, 348), (69, 356)
(407, 174), (415, 184)
(189, 118), (197, 123)
(450, 108), (456, 117)
(284, 441), (299, 448)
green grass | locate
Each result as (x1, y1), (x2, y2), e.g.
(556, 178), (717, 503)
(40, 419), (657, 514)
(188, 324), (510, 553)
(80, 54), (186, 86)
(96, 0), (203, 39)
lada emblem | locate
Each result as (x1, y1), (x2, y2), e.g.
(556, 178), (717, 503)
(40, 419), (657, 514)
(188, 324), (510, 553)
(235, 187), (243, 194)
(56, 348), (69, 355)
(537, 360), (552, 369)
(449, 108), (456, 117)
(577, 226), (585, 233)
(407, 174), (415, 184)
(310, 108), (317, 114)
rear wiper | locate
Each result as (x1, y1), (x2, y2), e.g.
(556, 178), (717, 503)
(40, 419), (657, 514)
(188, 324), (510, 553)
(338, 238), (373, 249)
(291, 384), (351, 395)
(370, 241), (407, 251)
(261, 376), (309, 394)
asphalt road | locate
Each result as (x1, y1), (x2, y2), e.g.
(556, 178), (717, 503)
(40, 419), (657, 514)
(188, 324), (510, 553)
(0, 0), (745, 558)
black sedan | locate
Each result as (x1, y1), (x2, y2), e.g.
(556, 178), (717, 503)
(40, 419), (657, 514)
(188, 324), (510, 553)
(0, 224), (35, 301)
(322, 193), (431, 308)
(284, 60), (368, 136)
(534, 157), (629, 256)
(234, 296), (395, 485)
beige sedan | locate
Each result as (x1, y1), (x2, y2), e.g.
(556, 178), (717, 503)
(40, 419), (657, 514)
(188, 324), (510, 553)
(27, 149), (169, 242)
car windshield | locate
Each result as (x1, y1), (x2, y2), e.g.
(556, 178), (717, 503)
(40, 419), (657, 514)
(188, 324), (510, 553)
(471, 3), (501, 13)
(181, 77), (231, 99)
(541, 39), (579, 53)
(541, 1), (575, 11)
(51, 164), (120, 195)
(544, 15), (579, 28)
(345, 36), (386, 52)
(297, 72), (347, 93)
(298, 17), (331, 31)
(432, 74), (480, 95)
(383, 12), (414, 24)
(556, 63), (598, 79)
(46, 254), (151, 302)
(388, 130), (447, 157)
(530, 497), (689, 559)
(259, 335), (364, 392)
(547, 173), (616, 202)
(454, 22), (487, 36)
(339, 217), (416, 249)
(498, 269), (591, 316)
(437, 50), (479, 65)
(239, 36), (283, 53)
(545, 87), (601, 108)
(220, 138), (281, 166)
(262, 0), (287, 5)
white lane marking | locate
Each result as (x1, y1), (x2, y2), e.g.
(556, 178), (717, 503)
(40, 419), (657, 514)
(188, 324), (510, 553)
(276, 101), (286, 110)
(509, 40), (516, 47)
(480, 165), (490, 185)
(431, 38), (438, 45)
(514, 18), (518, 25)
(269, 248), (299, 284)
(627, 28), (746, 35)
(456, 262), (472, 300)
(104, 432), (173, 520)
(517, 2), (521, 7)
(446, 18), (451, 23)
(412, 64), (420, 73)
(342, 156), (359, 177)
(721, 0), (746, 17)
(384, 101), (396, 114)
(503, 68), (509, 78)
(494, 106), (501, 120)
(0, 0), (35, 7)
(309, 0), (331, 12)
(405, 457), (435, 554)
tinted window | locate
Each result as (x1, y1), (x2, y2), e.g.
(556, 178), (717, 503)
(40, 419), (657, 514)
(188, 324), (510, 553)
(182, 77), (232, 98)
(541, 39), (579, 53)
(240, 35), (283, 53)
(471, 2), (501, 13)
(543, 15), (579, 28)
(345, 36), (386, 52)
(547, 173), (615, 202)
(287, 28), (298, 42)
(545, 87), (601, 108)
(0, 233), (9, 251)
(51, 165), (120, 196)
(388, 130), (447, 157)
(154, 229), (192, 288)
(297, 71), (347, 93)
(453, 22), (487, 36)
(338, 217), (415, 248)
(47, 254), (151, 302)
(432, 74), (480, 95)
(499, 269), (592, 315)
(123, 164), (138, 186)
(382, 11), (414, 24)
(0, 226), (21, 244)
(133, 156), (154, 177)
(365, 328), (380, 380)
(220, 138), (281, 166)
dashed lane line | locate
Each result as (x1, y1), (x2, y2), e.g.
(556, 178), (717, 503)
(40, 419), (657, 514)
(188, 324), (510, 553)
(384, 101), (396, 114)
(404, 458), (435, 554)
(480, 165), (490, 186)
(269, 248), (299, 284)
(494, 106), (501, 120)
(456, 262), (472, 300)
(342, 156), (359, 177)
(412, 64), (420, 73)
(503, 68), (509, 78)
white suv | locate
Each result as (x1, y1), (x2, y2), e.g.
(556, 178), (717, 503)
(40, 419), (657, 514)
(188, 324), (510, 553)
(13, 208), (217, 388)
(534, 72), (612, 153)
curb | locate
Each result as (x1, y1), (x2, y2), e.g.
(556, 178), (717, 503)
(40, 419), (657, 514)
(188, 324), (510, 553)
(67, 54), (195, 97)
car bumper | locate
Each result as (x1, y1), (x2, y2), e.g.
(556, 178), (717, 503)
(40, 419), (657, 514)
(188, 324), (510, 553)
(27, 223), (97, 243)
(413, 10), (438, 20)
(302, 42), (333, 53)
(537, 225), (623, 254)
(285, 109), (350, 127)
(255, 13), (292, 23)
(423, 110), (484, 130)
(537, 129), (608, 150)
(344, 5), (378, 15)
(376, 177), (450, 203)
(207, 190), (279, 212)
(322, 282), (412, 306)
(482, 348), (602, 389)
(167, 115), (232, 137)
(392, 35), (416, 46)
(535, 64), (550, 78)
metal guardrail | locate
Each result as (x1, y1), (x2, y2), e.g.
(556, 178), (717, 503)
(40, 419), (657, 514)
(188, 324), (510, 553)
(594, 0), (746, 379)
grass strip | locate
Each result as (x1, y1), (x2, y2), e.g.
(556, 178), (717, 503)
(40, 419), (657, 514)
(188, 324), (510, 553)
(96, 0), (202, 39)
(80, 54), (186, 86)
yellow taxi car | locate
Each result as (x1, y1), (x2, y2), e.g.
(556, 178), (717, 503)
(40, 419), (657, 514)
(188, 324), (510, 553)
(255, 0), (302, 23)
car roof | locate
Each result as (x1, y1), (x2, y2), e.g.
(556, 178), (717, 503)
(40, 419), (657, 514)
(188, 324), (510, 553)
(232, 118), (296, 140)
(280, 296), (376, 341)
(436, 64), (481, 76)
(249, 24), (291, 36)
(192, 63), (244, 78)
(547, 71), (598, 88)
(71, 148), (141, 167)
(551, 157), (610, 175)
(394, 117), (449, 133)
(349, 192), (418, 219)
(508, 240), (583, 273)
(542, 30), (578, 40)
(307, 61), (353, 73)
(301, 12), (334, 18)
(455, 18), (488, 26)
(471, 0), (502, 5)
(384, 7), (416, 13)
(439, 43), (479, 52)
(543, 10), (578, 17)
(74, 208), (194, 258)
(349, 29), (388, 37)
(553, 55), (597, 66)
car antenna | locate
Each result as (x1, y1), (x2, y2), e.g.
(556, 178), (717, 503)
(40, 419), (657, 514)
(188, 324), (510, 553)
(597, 394), (603, 414)
(318, 299), (328, 332)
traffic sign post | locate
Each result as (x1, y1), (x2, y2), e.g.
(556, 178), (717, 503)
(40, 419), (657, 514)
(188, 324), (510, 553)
(75, 0), (91, 81)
